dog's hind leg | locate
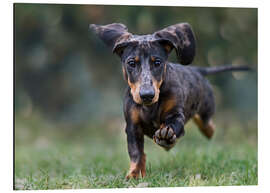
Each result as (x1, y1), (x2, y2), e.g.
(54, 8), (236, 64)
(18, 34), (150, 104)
(193, 87), (216, 139)
(193, 114), (215, 139)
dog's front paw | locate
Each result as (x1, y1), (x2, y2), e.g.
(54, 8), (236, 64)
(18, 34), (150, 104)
(153, 125), (177, 151)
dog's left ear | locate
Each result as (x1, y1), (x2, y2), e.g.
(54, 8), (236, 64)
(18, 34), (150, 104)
(90, 23), (132, 56)
(154, 23), (196, 65)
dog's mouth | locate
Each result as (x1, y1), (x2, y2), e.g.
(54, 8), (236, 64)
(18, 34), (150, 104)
(141, 94), (159, 106)
(130, 94), (159, 106)
(142, 100), (154, 106)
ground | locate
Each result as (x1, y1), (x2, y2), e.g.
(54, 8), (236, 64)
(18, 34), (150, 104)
(14, 116), (257, 189)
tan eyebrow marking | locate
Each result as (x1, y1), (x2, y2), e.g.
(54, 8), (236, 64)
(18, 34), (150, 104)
(135, 56), (139, 62)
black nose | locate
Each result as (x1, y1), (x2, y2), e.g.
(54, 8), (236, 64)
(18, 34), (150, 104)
(139, 89), (155, 103)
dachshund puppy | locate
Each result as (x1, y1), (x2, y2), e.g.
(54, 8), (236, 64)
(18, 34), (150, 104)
(90, 23), (249, 179)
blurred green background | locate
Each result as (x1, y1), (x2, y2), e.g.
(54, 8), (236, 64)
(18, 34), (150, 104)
(14, 4), (257, 189)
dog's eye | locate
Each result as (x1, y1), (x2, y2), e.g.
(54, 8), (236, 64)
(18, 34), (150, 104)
(154, 59), (162, 67)
(127, 59), (136, 68)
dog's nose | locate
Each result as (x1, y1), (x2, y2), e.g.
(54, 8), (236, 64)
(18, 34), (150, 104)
(139, 89), (155, 103)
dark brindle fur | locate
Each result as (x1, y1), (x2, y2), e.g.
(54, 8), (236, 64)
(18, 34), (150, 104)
(90, 23), (250, 179)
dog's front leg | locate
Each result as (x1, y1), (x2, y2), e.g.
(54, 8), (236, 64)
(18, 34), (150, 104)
(154, 111), (185, 150)
(125, 122), (146, 179)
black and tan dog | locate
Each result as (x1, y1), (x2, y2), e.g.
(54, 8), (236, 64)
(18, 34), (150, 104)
(90, 23), (249, 179)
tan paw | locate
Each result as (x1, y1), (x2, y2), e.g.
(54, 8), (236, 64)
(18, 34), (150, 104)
(126, 154), (146, 180)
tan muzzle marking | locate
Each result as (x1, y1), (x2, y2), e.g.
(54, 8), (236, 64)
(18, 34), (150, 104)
(128, 78), (142, 104)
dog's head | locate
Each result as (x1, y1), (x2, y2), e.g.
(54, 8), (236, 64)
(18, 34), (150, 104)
(90, 23), (196, 105)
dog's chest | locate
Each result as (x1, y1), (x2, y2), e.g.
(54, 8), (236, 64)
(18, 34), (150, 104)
(139, 104), (165, 137)
(140, 108), (160, 126)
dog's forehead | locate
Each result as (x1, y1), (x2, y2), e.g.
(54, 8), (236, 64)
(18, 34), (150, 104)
(119, 34), (164, 57)
(130, 34), (156, 42)
(126, 34), (157, 46)
(127, 34), (159, 50)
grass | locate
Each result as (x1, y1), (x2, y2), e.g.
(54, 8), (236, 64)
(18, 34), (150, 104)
(14, 116), (257, 190)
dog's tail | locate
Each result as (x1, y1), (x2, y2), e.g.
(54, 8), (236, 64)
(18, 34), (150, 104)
(196, 65), (251, 76)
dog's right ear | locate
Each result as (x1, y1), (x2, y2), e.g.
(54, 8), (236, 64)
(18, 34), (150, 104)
(89, 23), (132, 56)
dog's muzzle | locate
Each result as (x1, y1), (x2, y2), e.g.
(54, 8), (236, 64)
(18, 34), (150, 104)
(139, 86), (155, 104)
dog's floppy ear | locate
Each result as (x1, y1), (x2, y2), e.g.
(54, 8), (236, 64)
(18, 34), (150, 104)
(90, 23), (132, 56)
(154, 23), (196, 65)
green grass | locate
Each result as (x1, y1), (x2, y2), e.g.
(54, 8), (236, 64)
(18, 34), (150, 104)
(15, 117), (257, 190)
